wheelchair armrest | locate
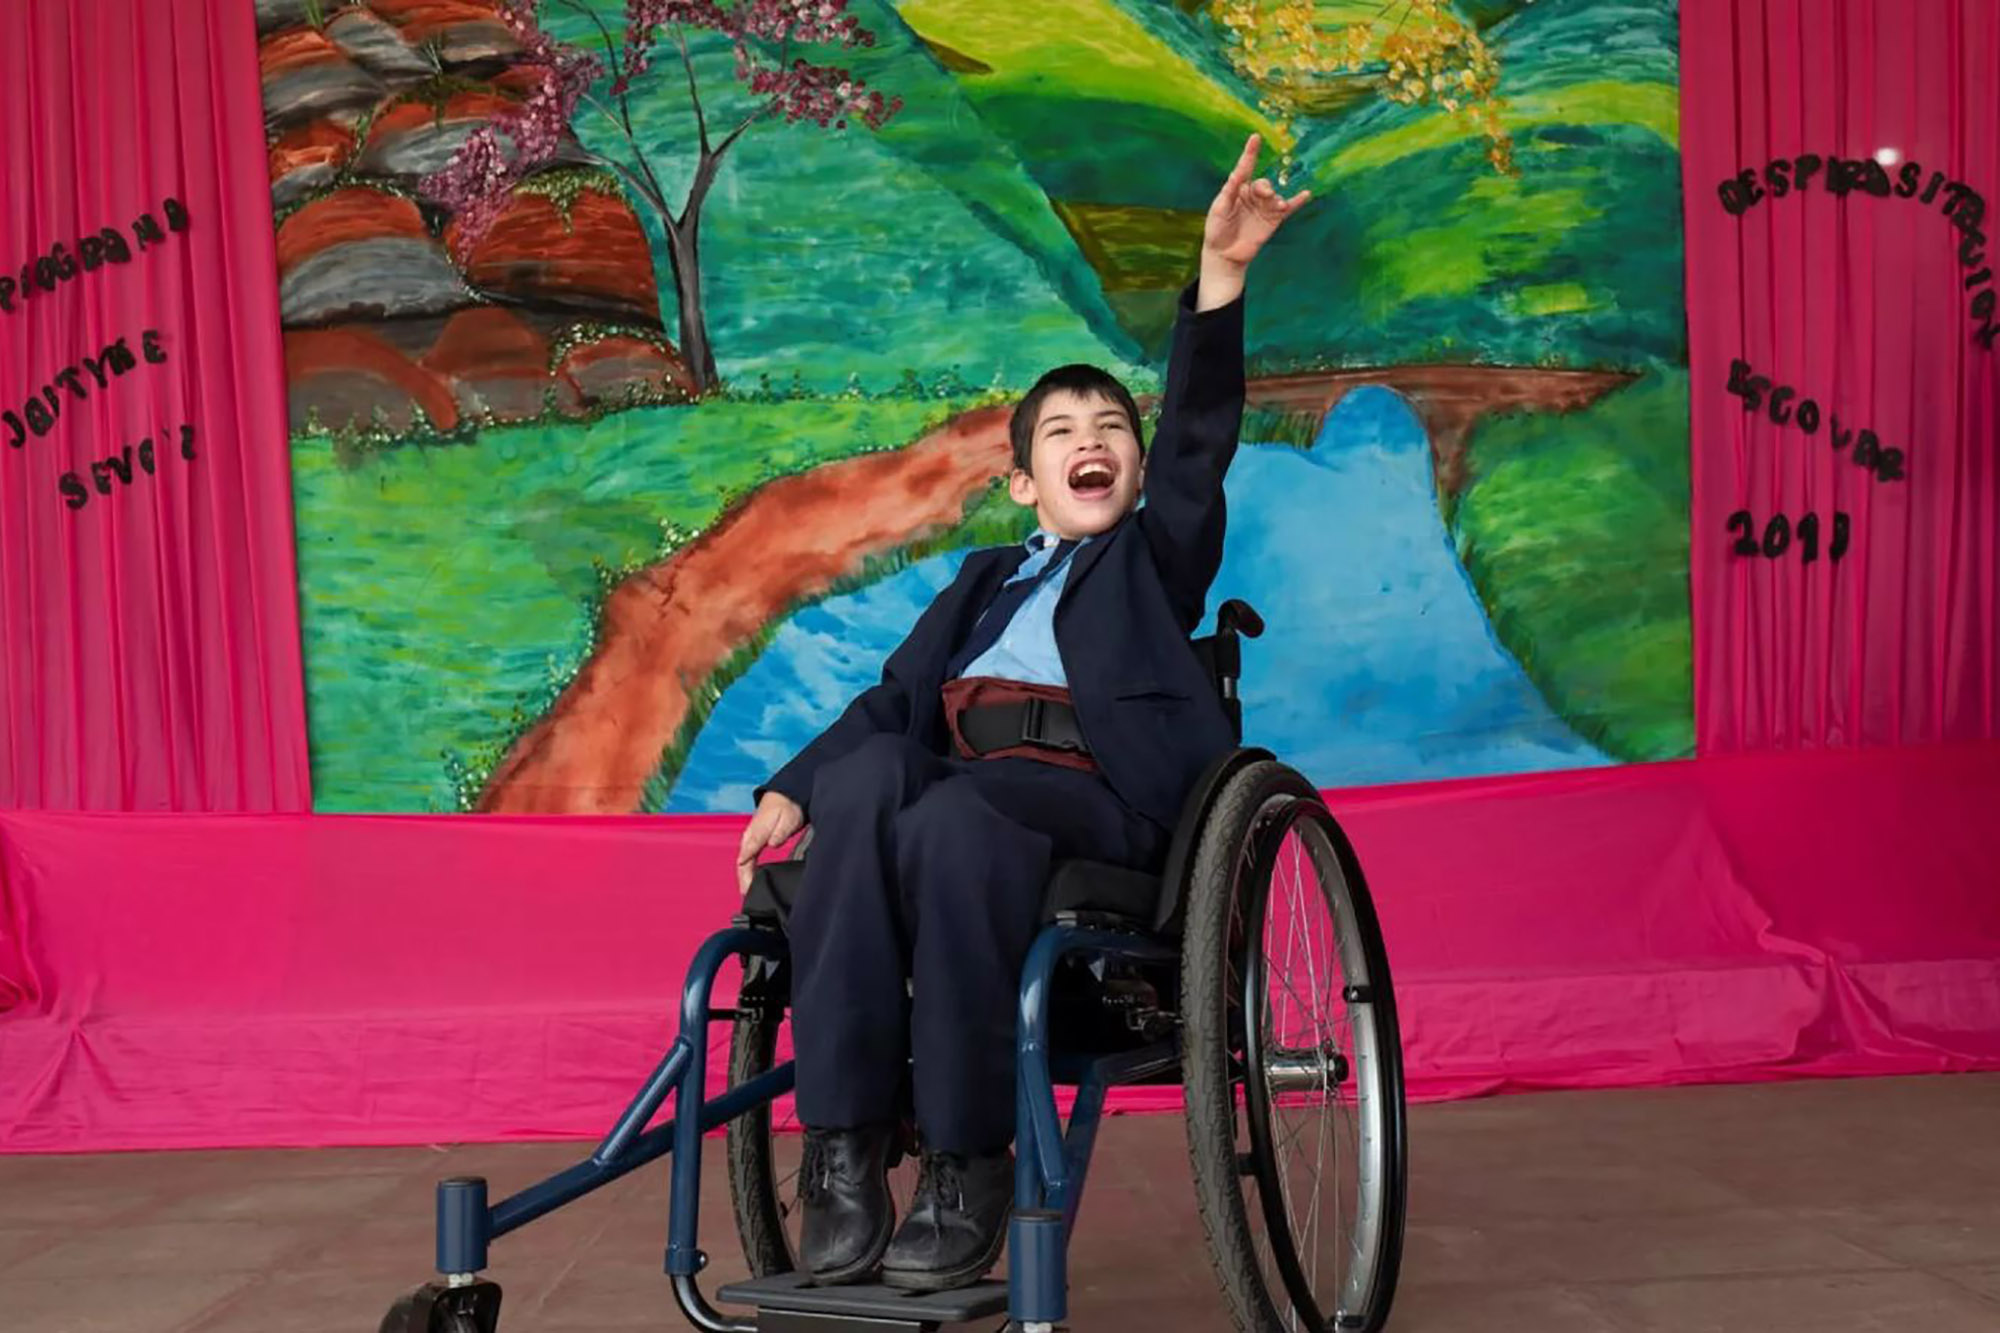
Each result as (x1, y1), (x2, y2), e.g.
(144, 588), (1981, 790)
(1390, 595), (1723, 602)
(741, 859), (807, 928)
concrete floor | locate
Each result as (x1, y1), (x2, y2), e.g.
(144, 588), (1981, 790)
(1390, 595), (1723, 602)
(3, 1074), (1999, 1333)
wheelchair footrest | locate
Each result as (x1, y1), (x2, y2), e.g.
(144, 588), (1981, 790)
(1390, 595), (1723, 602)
(715, 1273), (1008, 1329)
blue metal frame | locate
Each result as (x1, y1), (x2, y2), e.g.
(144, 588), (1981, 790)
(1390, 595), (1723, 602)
(1008, 923), (1181, 1327)
(435, 926), (792, 1281)
(433, 918), (1178, 1330)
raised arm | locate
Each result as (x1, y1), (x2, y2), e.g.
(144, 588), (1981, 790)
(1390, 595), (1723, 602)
(1141, 134), (1310, 629)
(1139, 286), (1247, 630)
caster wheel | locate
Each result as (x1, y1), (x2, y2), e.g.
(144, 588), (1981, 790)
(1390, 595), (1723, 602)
(378, 1279), (503, 1333)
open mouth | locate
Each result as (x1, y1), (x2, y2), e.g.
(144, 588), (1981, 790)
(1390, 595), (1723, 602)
(1066, 456), (1119, 498)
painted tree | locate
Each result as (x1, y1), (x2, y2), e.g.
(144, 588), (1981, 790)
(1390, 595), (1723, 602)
(422, 0), (902, 394)
(1210, 0), (1522, 175)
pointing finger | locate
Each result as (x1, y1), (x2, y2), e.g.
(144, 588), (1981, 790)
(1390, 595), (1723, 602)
(1226, 133), (1263, 190)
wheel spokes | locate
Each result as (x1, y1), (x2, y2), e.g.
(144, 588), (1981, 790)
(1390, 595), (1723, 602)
(1240, 805), (1387, 1332)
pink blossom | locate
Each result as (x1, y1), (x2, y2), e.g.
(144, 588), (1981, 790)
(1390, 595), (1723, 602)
(422, 0), (900, 259)
(420, 9), (601, 258)
(496, 0), (565, 66)
(746, 59), (898, 128)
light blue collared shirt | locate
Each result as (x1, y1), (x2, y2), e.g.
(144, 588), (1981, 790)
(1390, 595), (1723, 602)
(956, 530), (1088, 687)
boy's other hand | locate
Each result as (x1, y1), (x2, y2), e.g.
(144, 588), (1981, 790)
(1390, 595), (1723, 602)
(1199, 133), (1311, 308)
(738, 791), (806, 894)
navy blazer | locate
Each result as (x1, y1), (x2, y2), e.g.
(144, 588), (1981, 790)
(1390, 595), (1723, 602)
(762, 285), (1246, 832)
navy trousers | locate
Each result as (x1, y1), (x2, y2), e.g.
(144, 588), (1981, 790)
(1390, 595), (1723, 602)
(788, 732), (1166, 1155)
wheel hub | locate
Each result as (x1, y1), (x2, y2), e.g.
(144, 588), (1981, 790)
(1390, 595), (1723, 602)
(1262, 1044), (1349, 1093)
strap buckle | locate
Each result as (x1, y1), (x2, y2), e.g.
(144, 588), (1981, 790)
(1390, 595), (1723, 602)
(1023, 696), (1086, 754)
(1022, 695), (1045, 742)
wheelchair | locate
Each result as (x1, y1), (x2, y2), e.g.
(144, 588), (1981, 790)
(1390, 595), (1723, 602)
(380, 601), (1408, 1333)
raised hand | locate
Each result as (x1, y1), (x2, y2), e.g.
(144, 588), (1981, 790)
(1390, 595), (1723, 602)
(1200, 134), (1311, 303)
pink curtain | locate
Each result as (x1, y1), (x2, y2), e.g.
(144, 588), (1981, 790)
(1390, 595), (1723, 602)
(0, 0), (309, 808)
(1683, 0), (2000, 752)
(5, 747), (1997, 1150)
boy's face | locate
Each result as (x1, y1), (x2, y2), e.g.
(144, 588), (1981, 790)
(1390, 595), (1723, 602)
(1009, 388), (1145, 539)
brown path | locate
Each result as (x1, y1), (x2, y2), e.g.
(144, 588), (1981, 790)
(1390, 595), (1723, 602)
(478, 366), (1637, 814)
(477, 406), (1013, 812)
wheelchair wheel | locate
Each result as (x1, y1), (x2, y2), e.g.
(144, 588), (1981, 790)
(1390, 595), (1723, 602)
(377, 1279), (500, 1333)
(724, 999), (922, 1275)
(1180, 760), (1407, 1333)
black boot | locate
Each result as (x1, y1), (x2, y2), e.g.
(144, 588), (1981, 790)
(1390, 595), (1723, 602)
(799, 1126), (895, 1285)
(880, 1149), (1013, 1292)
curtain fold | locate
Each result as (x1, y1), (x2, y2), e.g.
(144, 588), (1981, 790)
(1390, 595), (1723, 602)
(6, 745), (1998, 1149)
(0, 0), (309, 809)
(1683, 0), (1999, 752)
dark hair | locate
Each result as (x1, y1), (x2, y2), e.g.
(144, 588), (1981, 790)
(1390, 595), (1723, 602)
(1008, 364), (1144, 473)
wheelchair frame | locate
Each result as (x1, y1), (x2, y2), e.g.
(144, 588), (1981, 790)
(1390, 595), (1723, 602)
(386, 601), (1405, 1333)
(416, 914), (1189, 1333)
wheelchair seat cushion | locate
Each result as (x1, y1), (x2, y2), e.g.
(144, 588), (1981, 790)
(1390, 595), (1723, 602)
(745, 857), (1164, 930)
(1039, 859), (1162, 923)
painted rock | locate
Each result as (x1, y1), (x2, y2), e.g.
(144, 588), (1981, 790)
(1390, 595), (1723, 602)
(286, 325), (462, 434)
(277, 187), (470, 325)
(451, 185), (661, 324)
(261, 27), (385, 129)
(559, 333), (696, 408)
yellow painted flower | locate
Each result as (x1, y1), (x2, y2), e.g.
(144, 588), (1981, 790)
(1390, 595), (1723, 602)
(1210, 0), (1517, 176)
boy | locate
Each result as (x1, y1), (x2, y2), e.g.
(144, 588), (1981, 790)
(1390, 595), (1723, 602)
(736, 134), (1308, 1292)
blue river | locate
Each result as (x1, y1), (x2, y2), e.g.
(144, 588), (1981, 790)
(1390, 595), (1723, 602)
(664, 387), (1607, 812)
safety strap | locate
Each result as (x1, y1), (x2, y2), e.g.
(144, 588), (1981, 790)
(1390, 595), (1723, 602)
(958, 696), (1091, 757)
(941, 677), (1097, 772)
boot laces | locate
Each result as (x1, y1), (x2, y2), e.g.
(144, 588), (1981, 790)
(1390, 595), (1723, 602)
(799, 1133), (831, 1205)
(918, 1152), (968, 1211)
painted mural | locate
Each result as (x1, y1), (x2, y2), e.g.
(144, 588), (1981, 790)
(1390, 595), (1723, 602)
(257, 0), (1689, 813)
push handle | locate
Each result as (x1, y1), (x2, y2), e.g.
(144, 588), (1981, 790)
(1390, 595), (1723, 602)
(1218, 598), (1265, 639)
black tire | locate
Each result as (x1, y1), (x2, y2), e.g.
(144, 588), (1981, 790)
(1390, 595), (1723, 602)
(1181, 760), (1408, 1333)
(377, 1282), (498, 1333)
(725, 1001), (795, 1276)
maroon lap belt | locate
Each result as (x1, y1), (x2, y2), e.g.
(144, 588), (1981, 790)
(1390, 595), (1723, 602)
(941, 677), (1097, 773)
